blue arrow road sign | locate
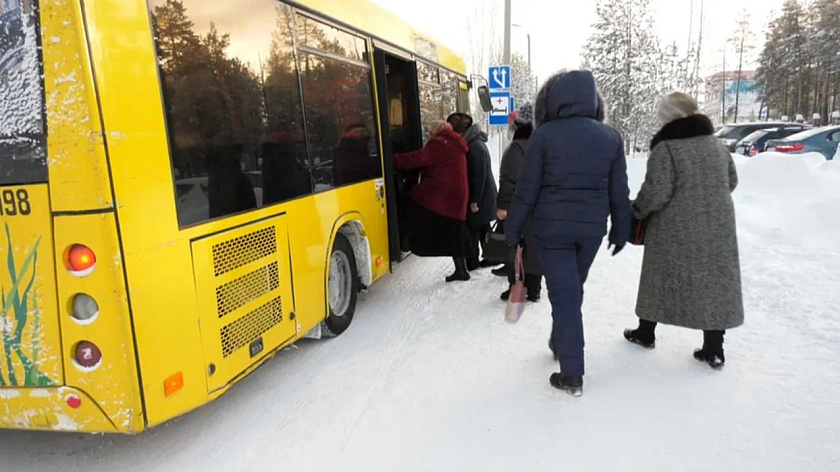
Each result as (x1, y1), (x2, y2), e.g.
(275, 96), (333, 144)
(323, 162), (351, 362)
(489, 91), (512, 126)
(488, 65), (511, 90)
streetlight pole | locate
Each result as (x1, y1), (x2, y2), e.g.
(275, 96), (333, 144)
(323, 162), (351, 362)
(526, 33), (531, 71)
(512, 23), (531, 70)
(504, 0), (511, 65)
(512, 23), (535, 98)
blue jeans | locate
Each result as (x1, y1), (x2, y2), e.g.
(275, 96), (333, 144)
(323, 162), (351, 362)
(536, 237), (602, 377)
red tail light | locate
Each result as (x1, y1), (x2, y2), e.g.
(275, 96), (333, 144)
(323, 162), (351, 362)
(749, 147), (758, 157)
(67, 244), (96, 276)
(73, 341), (102, 370)
(775, 144), (805, 153)
(66, 395), (82, 409)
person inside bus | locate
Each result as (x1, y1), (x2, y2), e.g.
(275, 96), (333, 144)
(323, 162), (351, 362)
(260, 131), (311, 205)
(505, 70), (631, 396)
(206, 142), (258, 219)
(393, 120), (473, 282)
(447, 113), (499, 271)
(333, 123), (377, 187)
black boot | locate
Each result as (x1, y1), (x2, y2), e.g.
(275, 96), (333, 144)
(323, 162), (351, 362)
(491, 266), (509, 277)
(694, 330), (725, 369)
(525, 274), (542, 303)
(446, 258), (471, 283)
(500, 287), (511, 301)
(549, 373), (583, 397)
(624, 319), (657, 349)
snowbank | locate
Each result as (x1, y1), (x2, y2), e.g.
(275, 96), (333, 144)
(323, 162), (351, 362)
(627, 151), (840, 250)
(733, 152), (840, 249)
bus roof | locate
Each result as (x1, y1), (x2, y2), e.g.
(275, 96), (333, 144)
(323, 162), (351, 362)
(294, 0), (466, 74)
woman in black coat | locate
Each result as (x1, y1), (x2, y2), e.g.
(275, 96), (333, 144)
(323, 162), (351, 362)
(497, 103), (542, 302)
(448, 113), (499, 270)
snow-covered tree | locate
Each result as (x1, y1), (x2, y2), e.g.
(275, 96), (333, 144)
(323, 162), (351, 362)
(753, 0), (840, 119)
(510, 52), (536, 107)
(583, 0), (662, 152)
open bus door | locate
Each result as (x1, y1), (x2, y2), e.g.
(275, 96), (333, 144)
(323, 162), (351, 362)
(373, 48), (423, 267)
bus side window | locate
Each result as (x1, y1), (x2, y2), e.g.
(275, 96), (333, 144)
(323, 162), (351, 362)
(441, 71), (458, 118)
(148, 0), (312, 227)
(416, 62), (442, 145)
(458, 80), (470, 114)
(296, 16), (382, 191)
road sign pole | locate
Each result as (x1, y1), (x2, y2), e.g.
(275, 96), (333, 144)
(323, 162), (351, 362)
(488, 63), (513, 127)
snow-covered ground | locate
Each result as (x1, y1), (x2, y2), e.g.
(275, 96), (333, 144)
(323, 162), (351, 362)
(2, 153), (839, 471)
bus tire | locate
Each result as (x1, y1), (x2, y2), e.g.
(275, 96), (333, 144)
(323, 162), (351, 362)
(322, 233), (359, 337)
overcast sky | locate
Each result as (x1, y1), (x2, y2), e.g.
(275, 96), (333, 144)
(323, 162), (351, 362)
(371, 0), (788, 82)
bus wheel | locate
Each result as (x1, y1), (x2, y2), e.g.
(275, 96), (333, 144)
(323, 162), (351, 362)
(323, 233), (359, 337)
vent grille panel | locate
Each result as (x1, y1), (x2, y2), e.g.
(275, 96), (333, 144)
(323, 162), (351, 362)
(220, 297), (283, 358)
(215, 263), (279, 318)
(212, 227), (276, 276)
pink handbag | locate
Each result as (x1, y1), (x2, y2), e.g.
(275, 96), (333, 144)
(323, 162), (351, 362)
(505, 246), (527, 323)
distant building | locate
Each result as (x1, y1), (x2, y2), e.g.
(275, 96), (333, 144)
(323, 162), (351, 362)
(701, 71), (765, 127)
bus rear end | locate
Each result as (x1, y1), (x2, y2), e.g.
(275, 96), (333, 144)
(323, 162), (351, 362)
(0, 0), (143, 433)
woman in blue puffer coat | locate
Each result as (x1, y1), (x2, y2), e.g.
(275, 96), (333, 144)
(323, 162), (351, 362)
(505, 70), (631, 397)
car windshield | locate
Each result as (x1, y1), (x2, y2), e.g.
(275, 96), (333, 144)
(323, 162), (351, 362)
(720, 125), (763, 141)
(782, 126), (840, 141)
(741, 130), (772, 142)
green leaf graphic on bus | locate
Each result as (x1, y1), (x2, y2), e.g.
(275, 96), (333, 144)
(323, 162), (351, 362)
(0, 223), (54, 387)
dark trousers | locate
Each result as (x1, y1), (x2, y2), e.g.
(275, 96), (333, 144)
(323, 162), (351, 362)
(636, 320), (726, 351)
(536, 237), (602, 377)
(466, 223), (490, 269)
(507, 266), (542, 298)
(451, 257), (468, 275)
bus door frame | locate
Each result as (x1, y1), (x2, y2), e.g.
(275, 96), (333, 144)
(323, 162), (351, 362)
(372, 42), (423, 268)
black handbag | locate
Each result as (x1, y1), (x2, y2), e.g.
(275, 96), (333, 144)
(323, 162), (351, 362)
(483, 221), (514, 263)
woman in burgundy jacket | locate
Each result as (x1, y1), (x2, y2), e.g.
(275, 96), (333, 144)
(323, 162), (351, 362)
(394, 121), (473, 282)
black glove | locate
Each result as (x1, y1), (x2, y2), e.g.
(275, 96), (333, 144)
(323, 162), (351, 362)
(608, 242), (625, 256)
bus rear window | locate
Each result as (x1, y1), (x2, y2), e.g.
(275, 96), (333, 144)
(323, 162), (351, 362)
(0, 0), (47, 185)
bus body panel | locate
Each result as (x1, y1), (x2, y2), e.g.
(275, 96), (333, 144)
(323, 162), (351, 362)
(294, 0), (466, 74)
(0, 185), (63, 391)
(2, 0), (141, 433)
(0, 386), (119, 432)
(2, 0), (463, 433)
(81, 0), (392, 427)
(41, 0), (114, 213)
(51, 212), (144, 432)
(190, 215), (298, 393)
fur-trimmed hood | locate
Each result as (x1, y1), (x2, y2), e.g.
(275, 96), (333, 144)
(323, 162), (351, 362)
(463, 123), (488, 145)
(650, 114), (716, 149)
(534, 70), (599, 126)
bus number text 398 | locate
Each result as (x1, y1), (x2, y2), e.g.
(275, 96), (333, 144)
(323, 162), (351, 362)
(0, 189), (32, 217)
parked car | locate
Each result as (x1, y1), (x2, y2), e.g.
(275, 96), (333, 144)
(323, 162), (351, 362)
(716, 122), (789, 152)
(735, 125), (812, 156)
(764, 125), (840, 160)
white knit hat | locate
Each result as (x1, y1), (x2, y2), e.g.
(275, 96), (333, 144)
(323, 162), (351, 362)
(657, 92), (699, 125)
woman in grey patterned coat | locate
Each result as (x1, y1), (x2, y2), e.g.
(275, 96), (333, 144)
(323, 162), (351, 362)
(624, 92), (744, 369)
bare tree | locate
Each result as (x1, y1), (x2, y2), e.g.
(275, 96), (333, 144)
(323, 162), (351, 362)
(467, 1), (502, 130)
(692, 0), (705, 99)
(729, 10), (755, 123)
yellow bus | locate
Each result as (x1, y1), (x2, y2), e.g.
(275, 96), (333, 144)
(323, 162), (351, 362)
(0, 0), (469, 433)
